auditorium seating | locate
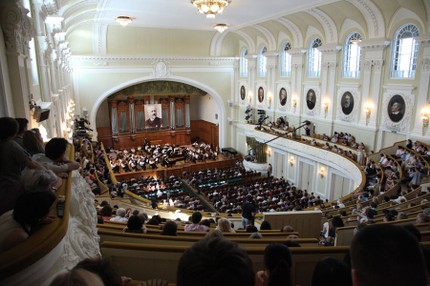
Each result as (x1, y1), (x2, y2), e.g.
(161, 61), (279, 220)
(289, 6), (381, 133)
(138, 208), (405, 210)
(97, 229), (319, 247)
(100, 241), (350, 286)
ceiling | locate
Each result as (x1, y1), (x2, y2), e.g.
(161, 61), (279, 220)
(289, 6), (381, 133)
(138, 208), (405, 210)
(61, 0), (339, 32)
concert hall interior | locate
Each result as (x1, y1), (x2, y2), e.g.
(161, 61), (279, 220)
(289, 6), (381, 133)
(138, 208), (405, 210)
(1, 0), (430, 285)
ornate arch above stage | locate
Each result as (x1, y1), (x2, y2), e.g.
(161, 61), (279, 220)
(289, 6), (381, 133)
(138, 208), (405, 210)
(90, 76), (227, 149)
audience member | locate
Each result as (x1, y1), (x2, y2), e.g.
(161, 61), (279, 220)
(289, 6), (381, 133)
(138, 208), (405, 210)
(123, 215), (146, 233)
(216, 218), (235, 233)
(110, 208), (128, 223)
(184, 212), (208, 232)
(0, 117), (45, 215)
(281, 225), (295, 233)
(311, 257), (352, 286)
(260, 220), (272, 230)
(161, 220), (178, 236)
(246, 225), (258, 233)
(99, 205), (113, 221)
(21, 168), (62, 193)
(177, 233), (254, 286)
(249, 232), (263, 239)
(350, 224), (428, 286)
(23, 128), (45, 155)
(49, 258), (129, 286)
(13, 118), (29, 148)
(0, 191), (56, 254)
(34, 137), (80, 178)
(255, 243), (292, 286)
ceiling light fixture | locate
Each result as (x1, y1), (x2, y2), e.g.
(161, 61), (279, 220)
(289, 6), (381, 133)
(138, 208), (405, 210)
(116, 16), (133, 27)
(191, 0), (231, 19)
(214, 23), (229, 33)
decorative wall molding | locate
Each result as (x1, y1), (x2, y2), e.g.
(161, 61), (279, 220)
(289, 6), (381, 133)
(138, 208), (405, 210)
(336, 85), (361, 123)
(422, 58), (430, 72)
(382, 87), (415, 133)
(346, 0), (385, 38)
(0, 1), (34, 55)
(363, 59), (383, 71)
(307, 8), (338, 44)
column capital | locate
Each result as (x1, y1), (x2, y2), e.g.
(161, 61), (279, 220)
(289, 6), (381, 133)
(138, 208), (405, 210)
(0, 0), (34, 55)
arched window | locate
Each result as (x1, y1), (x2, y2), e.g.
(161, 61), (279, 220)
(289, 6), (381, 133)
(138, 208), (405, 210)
(391, 24), (419, 79)
(258, 46), (267, 77)
(240, 48), (248, 77)
(280, 42), (292, 77)
(343, 32), (362, 78)
(307, 38), (322, 77)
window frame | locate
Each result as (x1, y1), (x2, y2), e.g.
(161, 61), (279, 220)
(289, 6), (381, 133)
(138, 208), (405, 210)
(307, 38), (322, 78)
(390, 24), (419, 79)
(342, 32), (362, 78)
(258, 46), (268, 77)
(280, 42), (292, 77)
(240, 48), (248, 78)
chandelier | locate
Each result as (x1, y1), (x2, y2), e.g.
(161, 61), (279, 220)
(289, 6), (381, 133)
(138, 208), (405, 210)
(213, 24), (229, 33)
(115, 16), (133, 27)
(191, 0), (231, 19)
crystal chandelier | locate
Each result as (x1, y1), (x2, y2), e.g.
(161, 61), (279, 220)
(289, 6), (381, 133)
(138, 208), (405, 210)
(191, 0), (231, 19)
(115, 16), (133, 27)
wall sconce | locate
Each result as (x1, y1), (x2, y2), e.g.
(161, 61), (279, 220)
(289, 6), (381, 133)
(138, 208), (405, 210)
(422, 109), (430, 134)
(289, 156), (295, 166)
(248, 95), (252, 104)
(364, 106), (372, 126)
(323, 101), (329, 118)
(292, 97), (297, 111)
(266, 148), (272, 157)
(319, 167), (325, 178)
(268, 95), (272, 107)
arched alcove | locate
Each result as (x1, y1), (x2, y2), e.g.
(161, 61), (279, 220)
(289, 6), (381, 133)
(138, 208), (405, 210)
(90, 76), (227, 149)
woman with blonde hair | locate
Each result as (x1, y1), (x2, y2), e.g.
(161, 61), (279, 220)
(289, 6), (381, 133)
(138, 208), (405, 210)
(216, 218), (235, 233)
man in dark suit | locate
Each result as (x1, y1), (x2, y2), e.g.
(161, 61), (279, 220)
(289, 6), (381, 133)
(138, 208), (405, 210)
(306, 89), (316, 110)
(342, 93), (353, 115)
(145, 105), (162, 128)
(388, 101), (404, 122)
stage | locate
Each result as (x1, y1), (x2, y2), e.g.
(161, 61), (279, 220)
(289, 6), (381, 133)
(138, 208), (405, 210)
(113, 154), (237, 181)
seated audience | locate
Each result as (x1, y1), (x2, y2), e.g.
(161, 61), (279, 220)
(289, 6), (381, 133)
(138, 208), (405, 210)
(0, 191), (56, 254)
(321, 217), (343, 246)
(311, 257), (352, 286)
(177, 233), (254, 286)
(260, 220), (272, 230)
(109, 208), (128, 223)
(161, 220), (178, 236)
(34, 137), (80, 178)
(255, 243), (292, 286)
(13, 117), (28, 148)
(99, 205), (113, 221)
(49, 257), (130, 286)
(216, 218), (235, 233)
(23, 128), (45, 156)
(123, 215), (146, 233)
(350, 224), (428, 286)
(21, 168), (63, 193)
(0, 117), (45, 215)
(184, 211), (208, 232)
(246, 225), (258, 233)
